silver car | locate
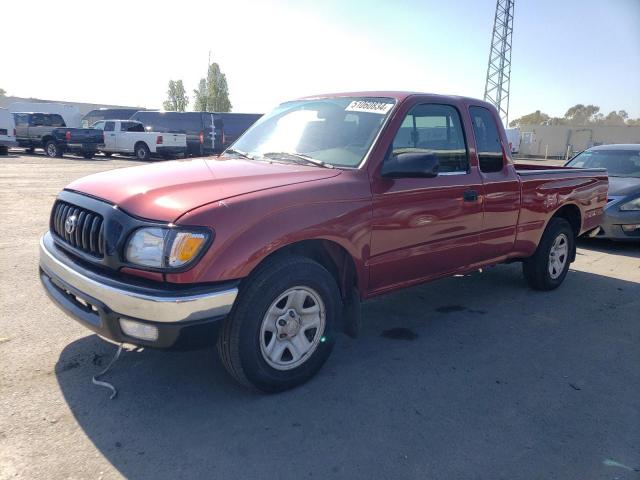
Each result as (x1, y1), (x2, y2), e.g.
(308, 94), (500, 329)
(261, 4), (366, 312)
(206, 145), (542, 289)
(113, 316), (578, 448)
(566, 144), (640, 241)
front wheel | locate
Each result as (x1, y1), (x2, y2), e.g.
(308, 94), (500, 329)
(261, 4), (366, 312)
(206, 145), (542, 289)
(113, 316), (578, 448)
(45, 140), (63, 158)
(82, 152), (94, 159)
(523, 217), (575, 290)
(217, 255), (340, 392)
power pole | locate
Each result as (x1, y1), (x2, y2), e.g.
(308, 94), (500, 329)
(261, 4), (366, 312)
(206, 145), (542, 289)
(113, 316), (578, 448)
(484, 0), (515, 125)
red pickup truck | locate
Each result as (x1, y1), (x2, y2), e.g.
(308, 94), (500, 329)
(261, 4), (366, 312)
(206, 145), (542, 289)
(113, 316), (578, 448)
(39, 92), (608, 392)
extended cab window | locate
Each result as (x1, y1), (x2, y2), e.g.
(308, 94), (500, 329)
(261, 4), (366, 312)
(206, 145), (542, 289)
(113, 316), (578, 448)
(390, 104), (468, 173)
(104, 121), (115, 132)
(121, 122), (145, 132)
(91, 121), (105, 130)
(470, 106), (504, 173)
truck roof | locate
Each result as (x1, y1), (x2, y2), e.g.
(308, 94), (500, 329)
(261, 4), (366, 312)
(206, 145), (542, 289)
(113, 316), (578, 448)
(297, 91), (492, 106)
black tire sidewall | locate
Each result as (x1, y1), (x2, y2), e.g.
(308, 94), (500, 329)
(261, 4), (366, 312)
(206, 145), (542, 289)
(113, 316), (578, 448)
(45, 141), (59, 158)
(528, 218), (574, 289)
(136, 144), (149, 160)
(230, 257), (339, 392)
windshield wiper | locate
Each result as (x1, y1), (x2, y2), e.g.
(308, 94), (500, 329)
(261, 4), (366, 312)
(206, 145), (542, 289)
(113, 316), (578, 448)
(225, 148), (254, 160)
(262, 152), (334, 169)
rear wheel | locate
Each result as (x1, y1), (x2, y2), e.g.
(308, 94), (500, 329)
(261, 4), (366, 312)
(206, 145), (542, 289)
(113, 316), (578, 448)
(102, 152), (113, 158)
(82, 152), (94, 159)
(134, 143), (150, 161)
(0, 146), (8, 156)
(217, 255), (340, 392)
(45, 140), (63, 158)
(523, 217), (574, 290)
(25, 147), (35, 154)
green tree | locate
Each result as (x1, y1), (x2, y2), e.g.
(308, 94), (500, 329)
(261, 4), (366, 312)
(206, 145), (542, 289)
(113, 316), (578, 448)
(563, 104), (600, 125)
(193, 61), (232, 112)
(192, 79), (208, 112)
(600, 110), (628, 126)
(0, 88), (6, 98)
(162, 80), (189, 112)
(626, 118), (640, 126)
(509, 110), (550, 127)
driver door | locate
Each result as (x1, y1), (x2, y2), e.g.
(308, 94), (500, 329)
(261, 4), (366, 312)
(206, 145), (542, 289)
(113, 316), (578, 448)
(368, 102), (485, 294)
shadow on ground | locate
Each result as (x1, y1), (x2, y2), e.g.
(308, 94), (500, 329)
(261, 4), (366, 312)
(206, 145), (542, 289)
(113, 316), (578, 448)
(55, 264), (640, 479)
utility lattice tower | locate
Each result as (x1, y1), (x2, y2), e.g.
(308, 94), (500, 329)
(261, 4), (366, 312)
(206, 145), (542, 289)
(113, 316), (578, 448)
(484, 0), (515, 125)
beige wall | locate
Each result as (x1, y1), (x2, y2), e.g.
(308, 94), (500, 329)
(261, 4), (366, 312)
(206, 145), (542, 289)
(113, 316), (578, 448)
(518, 125), (640, 158)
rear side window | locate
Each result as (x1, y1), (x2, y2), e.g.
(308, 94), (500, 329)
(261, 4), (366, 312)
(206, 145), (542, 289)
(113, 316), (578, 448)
(469, 106), (504, 173)
(47, 114), (65, 127)
(104, 121), (115, 132)
(14, 114), (29, 126)
(121, 122), (144, 132)
(390, 103), (468, 173)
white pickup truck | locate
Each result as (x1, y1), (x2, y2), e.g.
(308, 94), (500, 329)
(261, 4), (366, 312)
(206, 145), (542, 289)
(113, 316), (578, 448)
(91, 120), (187, 160)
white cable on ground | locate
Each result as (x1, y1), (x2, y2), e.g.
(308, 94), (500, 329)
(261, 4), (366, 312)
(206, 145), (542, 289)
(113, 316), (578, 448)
(91, 344), (123, 400)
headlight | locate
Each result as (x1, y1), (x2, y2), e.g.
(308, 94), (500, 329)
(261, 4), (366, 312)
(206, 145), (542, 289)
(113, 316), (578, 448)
(125, 227), (210, 269)
(620, 197), (640, 211)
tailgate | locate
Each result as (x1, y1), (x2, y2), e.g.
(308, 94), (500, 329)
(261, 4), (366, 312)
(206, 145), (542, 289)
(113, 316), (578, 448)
(64, 128), (104, 144)
(160, 133), (186, 147)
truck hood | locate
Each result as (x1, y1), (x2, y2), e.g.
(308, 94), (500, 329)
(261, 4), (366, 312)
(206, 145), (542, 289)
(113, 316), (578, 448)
(608, 176), (640, 197)
(65, 158), (341, 222)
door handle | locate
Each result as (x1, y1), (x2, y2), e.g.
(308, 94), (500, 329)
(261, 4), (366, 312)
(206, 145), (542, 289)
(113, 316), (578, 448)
(463, 190), (478, 202)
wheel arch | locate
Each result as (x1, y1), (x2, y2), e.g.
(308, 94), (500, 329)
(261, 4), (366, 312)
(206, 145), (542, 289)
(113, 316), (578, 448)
(246, 238), (361, 302)
(549, 203), (581, 262)
(134, 140), (149, 151)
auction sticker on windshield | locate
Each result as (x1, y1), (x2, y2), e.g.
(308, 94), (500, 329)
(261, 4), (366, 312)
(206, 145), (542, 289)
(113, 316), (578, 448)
(345, 100), (394, 115)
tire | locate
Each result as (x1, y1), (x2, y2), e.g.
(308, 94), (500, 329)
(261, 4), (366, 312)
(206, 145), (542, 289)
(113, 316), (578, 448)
(0, 146), (8, 156)
(134, 143), (150, 161)
(82, 152), (94, 159)
(217, 255), (340, 393)
(25, 147), (35, 154)
(523, 217), (574, 291)
(103, 152), (113, 158)
(45, 140), (63, 158)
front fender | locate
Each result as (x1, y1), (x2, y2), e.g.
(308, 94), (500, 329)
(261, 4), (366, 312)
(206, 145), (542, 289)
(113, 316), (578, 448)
(166, 170), (372, 288)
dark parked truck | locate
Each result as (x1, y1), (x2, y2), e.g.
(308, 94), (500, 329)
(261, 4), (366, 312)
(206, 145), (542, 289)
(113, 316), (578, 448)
(14, 113), (104, 159)
(39, 92), (608, 392)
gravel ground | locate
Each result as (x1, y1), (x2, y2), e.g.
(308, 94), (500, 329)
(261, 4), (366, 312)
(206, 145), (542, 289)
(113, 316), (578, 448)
(1, 152), (638, 479)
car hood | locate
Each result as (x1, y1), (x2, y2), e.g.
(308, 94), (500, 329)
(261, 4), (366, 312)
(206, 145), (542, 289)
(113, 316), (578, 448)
(65, 158), (341, 222)
(608, 176), (640, 197)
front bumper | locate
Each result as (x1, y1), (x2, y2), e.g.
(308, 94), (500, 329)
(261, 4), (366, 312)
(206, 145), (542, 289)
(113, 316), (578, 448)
(39, 232), (239, 347)
(595, 203), (640, 241)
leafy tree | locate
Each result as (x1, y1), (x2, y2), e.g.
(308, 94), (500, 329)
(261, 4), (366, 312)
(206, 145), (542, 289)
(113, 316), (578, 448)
(162, 80), (188, 112)
(509, 110), (550, 127)
(563, 104), (600, 125)
(601, 110), (628, 126)
(626, 118), (640, 126)
(0, 88), (6, 98)
(193, 61), (232, 112)
(192, 79), (208, 112)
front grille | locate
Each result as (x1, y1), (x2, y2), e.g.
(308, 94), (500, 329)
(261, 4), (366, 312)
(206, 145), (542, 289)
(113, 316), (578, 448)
(51, 201), (105, 257)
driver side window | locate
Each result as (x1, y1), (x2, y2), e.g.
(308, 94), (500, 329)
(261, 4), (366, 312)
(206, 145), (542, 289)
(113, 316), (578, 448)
(390, 104), (469, 173)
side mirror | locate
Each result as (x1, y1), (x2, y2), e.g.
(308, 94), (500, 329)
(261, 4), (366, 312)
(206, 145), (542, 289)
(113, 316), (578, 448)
(381, 151), (440, 178)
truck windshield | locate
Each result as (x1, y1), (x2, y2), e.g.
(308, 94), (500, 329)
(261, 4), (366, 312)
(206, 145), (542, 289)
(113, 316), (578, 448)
(567, 149), (640, 178)
(230, 97), (396, 168)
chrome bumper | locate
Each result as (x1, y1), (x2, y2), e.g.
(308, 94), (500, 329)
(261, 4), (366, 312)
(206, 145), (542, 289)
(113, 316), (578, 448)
(39, 233), (238, 323)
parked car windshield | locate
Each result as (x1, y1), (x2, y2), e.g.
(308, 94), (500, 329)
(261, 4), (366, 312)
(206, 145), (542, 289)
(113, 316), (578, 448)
(567, 149), (640, 178)
(230, 97), (396, 167)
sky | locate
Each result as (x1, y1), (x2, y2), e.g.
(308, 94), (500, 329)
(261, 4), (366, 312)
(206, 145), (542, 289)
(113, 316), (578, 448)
(2, 0), (639, 122)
